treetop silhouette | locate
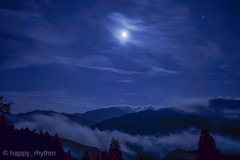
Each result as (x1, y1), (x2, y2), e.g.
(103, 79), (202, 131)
(196, 128), (223, 160)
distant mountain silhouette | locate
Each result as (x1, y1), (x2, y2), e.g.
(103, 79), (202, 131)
(9, 110), (94, 126)
(94, 108), (240, 136)
(181, 99), (240, 120)
(75, 106), (156, 123)
(9, 106), (158, 126)
(116, 105), (156, 113)
(181, 99), (240, 129)
(75, 107), (129, 123)
(10, 98), (240, 128)
(209, 99), (240, 111)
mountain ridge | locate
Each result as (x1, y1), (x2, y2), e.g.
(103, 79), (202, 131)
(93, 108), (240, 136)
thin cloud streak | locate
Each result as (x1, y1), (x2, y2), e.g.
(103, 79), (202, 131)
(1, 55), (180, 76)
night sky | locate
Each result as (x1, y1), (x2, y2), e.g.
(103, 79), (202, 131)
(0, 0), (240, 113)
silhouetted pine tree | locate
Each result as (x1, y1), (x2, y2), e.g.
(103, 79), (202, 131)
(100, 151), (109, 160)
(0, 96), (12, 116)
(196, 128), (223, 160)
(95, 155), (100, 160)
(40, 130), (43, 136)
(65, 150), (73, 160)
(82, 151), (90, 160)
(108, 137), (122, 160)
(0, 96), (13, 128)
(53, 134), (65, 159)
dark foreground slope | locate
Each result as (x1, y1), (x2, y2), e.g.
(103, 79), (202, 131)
(60, 138), (101, 160)
(0, 118), (68, 160)
(162, 149), (240, 160)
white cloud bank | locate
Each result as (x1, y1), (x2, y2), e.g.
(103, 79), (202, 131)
(15, 114), (240, 158)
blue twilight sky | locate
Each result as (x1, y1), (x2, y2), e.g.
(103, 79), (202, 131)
(0, 0), (240, 113)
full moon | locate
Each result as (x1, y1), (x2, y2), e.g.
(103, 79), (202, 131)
(115, 29), (130, 43)
(122, 31), (128, 38)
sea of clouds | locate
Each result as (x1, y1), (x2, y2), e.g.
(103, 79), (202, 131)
(15, 113), (240, 159)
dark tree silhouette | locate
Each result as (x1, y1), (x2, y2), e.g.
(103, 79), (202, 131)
(82, 151), (90, 160)
(40, 130), (44, 136)
(196, 128), (223, 160)
(0, 96), (73, 160)
(95, 155), (100, 160)
(65, 150), (73, 160)
(0, 96), (12, 116)
(53, 134), (65, 159)
(0, 96), (13, 128)
(108, 137), (122, 160)
(101, 151), (109, 160)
